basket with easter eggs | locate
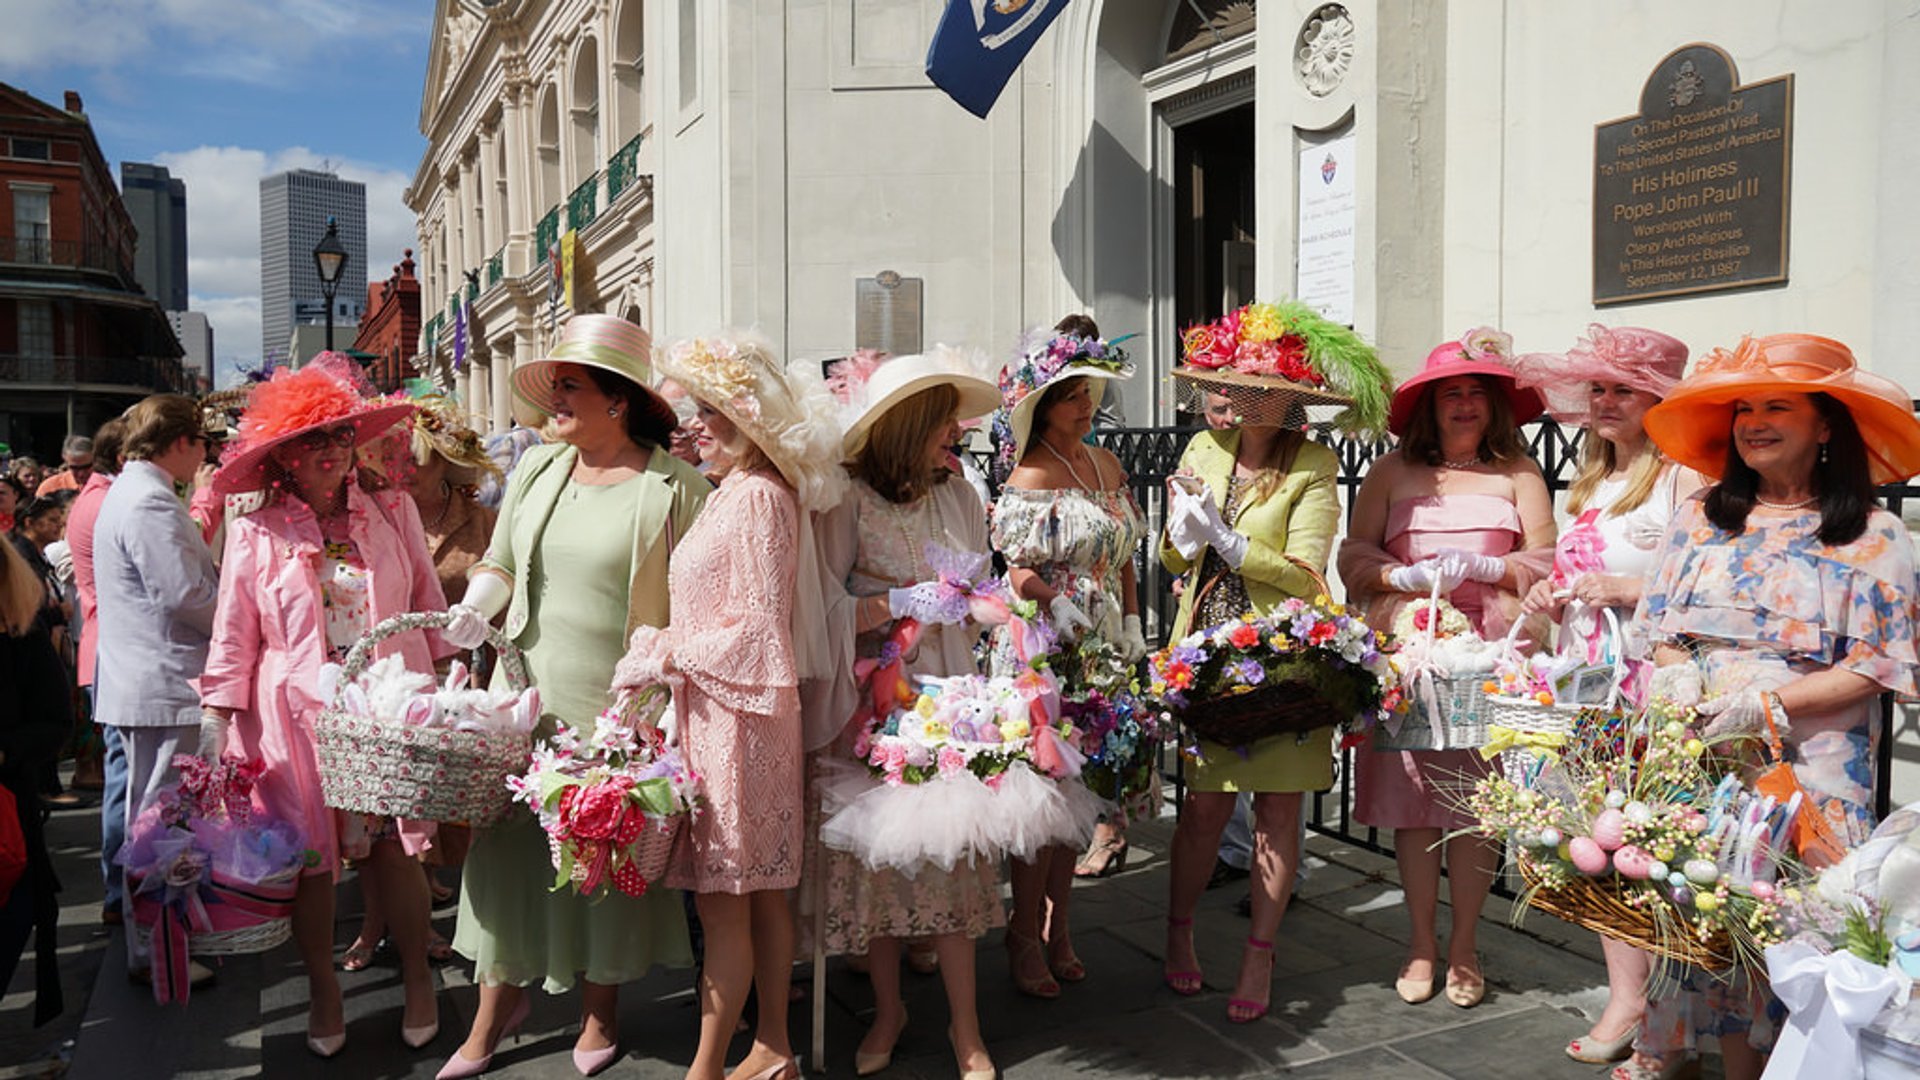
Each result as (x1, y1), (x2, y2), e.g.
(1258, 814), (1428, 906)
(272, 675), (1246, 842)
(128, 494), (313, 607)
(1463, 699), (1797, 974)
(1478, 609), (1631, 786)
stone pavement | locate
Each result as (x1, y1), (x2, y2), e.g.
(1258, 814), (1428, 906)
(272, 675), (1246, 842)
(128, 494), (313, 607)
(2, 782), (1712, 1080)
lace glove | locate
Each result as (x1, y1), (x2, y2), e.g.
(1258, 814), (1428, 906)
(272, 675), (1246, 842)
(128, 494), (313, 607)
(1165, 493), (1209, 561)
(1190, 496), (1249, 570)
(1437, 548), (1506, 584)
(196, 710), (229, 764)
(442, 604), (492, 649)
(1699, 690), (1789, 741)
(1049, 594), (1094, 643)
(1648, 664), (1704, 709)
(1118, 614), (1149, 663)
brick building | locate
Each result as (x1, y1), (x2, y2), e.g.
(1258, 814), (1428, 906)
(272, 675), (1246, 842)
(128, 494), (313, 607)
(351, 249), (423, 393)
(0, 83), (186, 459)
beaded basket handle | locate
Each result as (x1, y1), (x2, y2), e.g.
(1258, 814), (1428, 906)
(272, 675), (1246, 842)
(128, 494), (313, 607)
(331, 610), (529, 710)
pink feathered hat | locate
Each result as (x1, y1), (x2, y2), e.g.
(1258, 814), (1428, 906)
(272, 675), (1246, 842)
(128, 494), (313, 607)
(1510, 324), (1689, 425)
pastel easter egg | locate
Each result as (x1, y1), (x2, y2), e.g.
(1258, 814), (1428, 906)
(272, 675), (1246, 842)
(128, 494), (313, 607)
(1684, 739), (1705, 758)
(1664, 721), (1686, 739)
(1612, 845), (1655, 880)
(1593, 809), (1628, 852)
(1694, 892), (1722, 913)
(1604, 790), (1628, 809)
(1653, 845), (1677, 863)
(1569, 837), (1611, 875)
(1646, 861), (1669, 882)
(1670, 885), (1694, 905)
(1683, 859), (1720, 886)
(1556, 841), (1573, 863)
(1683, 813), (1708, 835)
(1667, 871), (1688, 888)
(1540, 827), (1563, 848)
(1748, 881), (1774, 902)
(1623, 801), (1653, 826)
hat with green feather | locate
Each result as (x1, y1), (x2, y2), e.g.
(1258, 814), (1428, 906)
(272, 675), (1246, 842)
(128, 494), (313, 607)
(1173, 300), (1392, 436)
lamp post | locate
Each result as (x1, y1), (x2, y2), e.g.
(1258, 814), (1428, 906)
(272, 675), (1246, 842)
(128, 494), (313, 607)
(312, 217), (348, 354)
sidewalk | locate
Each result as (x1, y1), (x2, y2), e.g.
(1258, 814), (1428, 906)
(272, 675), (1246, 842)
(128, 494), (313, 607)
(4, 788), (1679, 1079)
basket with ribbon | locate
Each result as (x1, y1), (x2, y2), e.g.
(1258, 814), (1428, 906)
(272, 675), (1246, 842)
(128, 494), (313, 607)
(120, 755), (309, 1003)
(1375, 581), (1507, 751)
(314, 610), (536, 825)
(1479, 607), (1631, 786)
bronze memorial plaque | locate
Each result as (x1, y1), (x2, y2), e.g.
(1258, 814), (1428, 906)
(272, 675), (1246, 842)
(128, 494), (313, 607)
(1593, 44), (1792, 305)
(855, 270), (924, 355)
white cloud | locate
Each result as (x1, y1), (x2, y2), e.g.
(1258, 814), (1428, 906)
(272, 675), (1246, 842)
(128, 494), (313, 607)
(0, 0), (427, 85)
(156, 145), (418, 379)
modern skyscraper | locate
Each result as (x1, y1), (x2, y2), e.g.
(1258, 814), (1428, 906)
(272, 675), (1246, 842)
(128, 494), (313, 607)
(166, 311), (213, 390)
(121, 162), (188, 309)
(259, 168), (366, 363)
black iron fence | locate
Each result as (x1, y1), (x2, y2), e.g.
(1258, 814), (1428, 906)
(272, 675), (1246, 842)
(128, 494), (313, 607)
(977, 416), (1919, 863)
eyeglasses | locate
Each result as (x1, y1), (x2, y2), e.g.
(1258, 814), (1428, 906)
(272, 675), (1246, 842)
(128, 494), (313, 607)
(294, 426), (357, 451)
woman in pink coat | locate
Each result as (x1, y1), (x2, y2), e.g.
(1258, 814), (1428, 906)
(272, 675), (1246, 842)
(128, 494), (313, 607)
(198, 358), (449, 1058)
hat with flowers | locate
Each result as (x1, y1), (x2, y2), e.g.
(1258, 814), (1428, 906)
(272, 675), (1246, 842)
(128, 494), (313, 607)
(1386, 328), (1546, 438)
(1510, 324), (1689, 425)
(991, 328), (1134, 466)
(1174, 300), (1393, 435)
(212, 353), (416, 495)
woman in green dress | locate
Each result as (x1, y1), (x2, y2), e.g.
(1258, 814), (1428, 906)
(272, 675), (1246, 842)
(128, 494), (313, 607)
(438, 315), (709, 1079)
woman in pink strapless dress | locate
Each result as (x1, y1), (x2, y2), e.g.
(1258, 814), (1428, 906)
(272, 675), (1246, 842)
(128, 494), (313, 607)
(1338, 334), (1555, 1011)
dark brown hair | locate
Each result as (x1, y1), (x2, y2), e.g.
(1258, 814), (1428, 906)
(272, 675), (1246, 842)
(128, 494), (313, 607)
(1705, 391), (1874, 545)
(850, 384), (959, 505)
(585, 367), (674, 449)
(1054, 313), (1100, 339)
(91, 416), (128, 473)
(1398, 376), (1528, 466)
(121, 394), (204, 461)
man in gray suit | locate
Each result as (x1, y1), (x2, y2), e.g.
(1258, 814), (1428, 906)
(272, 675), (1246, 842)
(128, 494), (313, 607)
(92, 394), (220, 977)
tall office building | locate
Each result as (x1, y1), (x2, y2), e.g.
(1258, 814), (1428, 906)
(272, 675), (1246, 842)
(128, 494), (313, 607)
(121, 162), (188, 309)
(259, 168), (365, 362)
(166, 311), (213, 390)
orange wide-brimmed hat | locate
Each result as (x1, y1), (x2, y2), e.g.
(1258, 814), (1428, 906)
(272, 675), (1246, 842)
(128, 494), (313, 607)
(212, 354), (416, 494)
(1386, 329), (1545, 438)
(1642, 333), (1920, 484)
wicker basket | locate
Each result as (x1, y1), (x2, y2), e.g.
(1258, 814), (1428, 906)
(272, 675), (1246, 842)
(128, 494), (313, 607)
(1484, 608), (1626, 738)
(1377, 671), (1495, 751)
(547, 818), (681, 894)
(1175, 657), (1359, 747)
(129, 866), (299, 956)
(315, 611), (533, 825)
(1518, 860), (1732, 968)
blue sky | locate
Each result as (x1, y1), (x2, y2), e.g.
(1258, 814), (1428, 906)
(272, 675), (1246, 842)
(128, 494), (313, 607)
(4, 0), (436, 385)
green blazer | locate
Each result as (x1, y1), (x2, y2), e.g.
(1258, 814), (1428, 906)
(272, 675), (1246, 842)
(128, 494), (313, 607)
(1159, 428), (1341, 638)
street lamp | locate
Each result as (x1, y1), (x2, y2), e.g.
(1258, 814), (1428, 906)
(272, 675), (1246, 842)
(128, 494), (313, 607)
(312, 217), (348, 353)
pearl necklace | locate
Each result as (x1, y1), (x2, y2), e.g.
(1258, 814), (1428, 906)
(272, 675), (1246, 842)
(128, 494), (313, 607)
(1042, 438), (1105, 491)
(1755, 493), (1818, 510)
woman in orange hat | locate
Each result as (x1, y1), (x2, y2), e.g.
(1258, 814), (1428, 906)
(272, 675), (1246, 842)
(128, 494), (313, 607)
(1337, 329), (1556, 1010)
(1622, 335), (1920, 1080)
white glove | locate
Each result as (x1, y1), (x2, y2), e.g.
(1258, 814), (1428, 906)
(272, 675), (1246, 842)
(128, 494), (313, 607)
(1191, 497), (1248, 570)
(45, 540), (73, 585)
(196, 710), (229, 764)
(1165, 493), (1208, 560)
(1118, 614), (1149, 664)
(1049, 594), (1094, 642)
(1387, 556), (1466, 596)
(1438, 549), (1506, 584)
(442, 604), (492, 649)
(462, 570), (512, 620)
(1648, 664), (1704, 709)
(1699, 690), (1789, 741)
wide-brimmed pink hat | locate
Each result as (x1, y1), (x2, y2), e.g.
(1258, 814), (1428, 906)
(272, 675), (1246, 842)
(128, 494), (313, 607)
(212, 354), (416, 495)
(510, 314), (677, 435)
(1386, 328), (1545, 437)
(1510, 325), (1688, 424)
(1643, 333), (1920, 484)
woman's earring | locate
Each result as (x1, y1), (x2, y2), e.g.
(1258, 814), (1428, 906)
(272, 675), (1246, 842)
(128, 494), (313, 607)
(1820, 442), (1829, 464)
(608, 406), (621, 418)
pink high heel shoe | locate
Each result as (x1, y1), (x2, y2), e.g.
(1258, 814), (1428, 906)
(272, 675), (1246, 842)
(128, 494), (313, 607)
(435, 993), (532, 1080)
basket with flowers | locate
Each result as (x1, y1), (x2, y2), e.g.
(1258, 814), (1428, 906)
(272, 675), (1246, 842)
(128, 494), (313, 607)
(1145, 594), (1395, 750)
(1376, 591), (1508, 751)
(1464, 699), (1798, 974)
(507, 687), (704, 899)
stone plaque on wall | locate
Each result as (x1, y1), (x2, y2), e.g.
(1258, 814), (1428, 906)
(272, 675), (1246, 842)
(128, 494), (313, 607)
(855, 270), (923, 355)
(1593, 44), (1792, 305)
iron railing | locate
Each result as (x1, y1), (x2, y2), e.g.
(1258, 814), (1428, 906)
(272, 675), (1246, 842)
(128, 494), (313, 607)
(606, 132), (644, 203)
(487, 249), (503, 288)
(567, 173), (599, 233)
(0, 235), (134, 282)
(0, 352), (189, 393)
(534, 207), (560, 264)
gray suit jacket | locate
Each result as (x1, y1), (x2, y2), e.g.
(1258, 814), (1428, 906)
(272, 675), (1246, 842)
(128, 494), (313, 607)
(93, 460), (219, 729)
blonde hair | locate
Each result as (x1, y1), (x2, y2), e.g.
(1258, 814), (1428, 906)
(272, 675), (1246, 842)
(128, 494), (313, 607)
(850, 384), (959, 505)
(0, 535), (44, 636)
(1566, 433), (1667, 516)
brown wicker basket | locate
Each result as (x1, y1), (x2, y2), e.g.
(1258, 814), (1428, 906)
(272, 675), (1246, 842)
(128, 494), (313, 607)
(1176, 676), (1348, 747)
(1518, 861), (1733, 968)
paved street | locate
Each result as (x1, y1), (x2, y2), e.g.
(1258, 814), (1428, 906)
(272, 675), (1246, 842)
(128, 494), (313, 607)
(3, 777), (1704, 1080)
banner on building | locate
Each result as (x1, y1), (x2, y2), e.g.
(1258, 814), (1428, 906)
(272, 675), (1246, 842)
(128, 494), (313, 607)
(453, 299), (470, 372)
(561, 230), (579, 312)
(925, 0), (1070, 119)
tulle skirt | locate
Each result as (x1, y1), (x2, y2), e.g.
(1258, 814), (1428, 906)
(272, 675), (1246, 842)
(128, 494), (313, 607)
(816, 757), (1102, 874)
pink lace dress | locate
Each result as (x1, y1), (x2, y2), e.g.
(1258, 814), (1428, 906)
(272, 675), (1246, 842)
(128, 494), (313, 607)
(1345, 493), (1537, 830)
(665, 469), (806, 894)
(808, 480), (1004, 954)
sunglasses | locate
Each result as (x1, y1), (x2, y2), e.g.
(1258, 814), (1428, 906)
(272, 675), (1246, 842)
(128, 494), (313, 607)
(294, 426), (358, 451)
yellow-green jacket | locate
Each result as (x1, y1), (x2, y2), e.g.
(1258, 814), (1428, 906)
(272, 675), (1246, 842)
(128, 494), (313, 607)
(1159, 428), (1341, 638)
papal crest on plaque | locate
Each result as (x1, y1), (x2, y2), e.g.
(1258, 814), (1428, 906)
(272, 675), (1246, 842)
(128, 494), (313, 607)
(1667, 60), (1705, 108)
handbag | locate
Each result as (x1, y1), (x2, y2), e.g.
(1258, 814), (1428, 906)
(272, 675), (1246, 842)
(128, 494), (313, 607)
(0, 786), (26, 906)
(1750, 695), (1849, 869)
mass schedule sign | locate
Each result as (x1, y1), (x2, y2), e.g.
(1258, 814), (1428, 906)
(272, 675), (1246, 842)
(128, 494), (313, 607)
(1592, 44), (1793, 305)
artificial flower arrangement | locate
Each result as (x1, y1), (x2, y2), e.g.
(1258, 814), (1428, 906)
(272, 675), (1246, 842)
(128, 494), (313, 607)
(1178, 299), (1394, 433)
(989, 329), (1133, 472)
(1145, 594), (1396, 752)
(1371, 596), (1504, 751)
(1465, 700), (1800, 976)
(118, 755), (311, 1004)
(507, 687), (704, 899)
(1053, 629), (1165, 803)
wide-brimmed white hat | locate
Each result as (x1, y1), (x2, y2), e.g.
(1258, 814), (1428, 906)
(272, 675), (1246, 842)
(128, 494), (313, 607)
(654, 331), (849, 511)
(992, 329), (1134, 466)
(833, 346), (1001, 456)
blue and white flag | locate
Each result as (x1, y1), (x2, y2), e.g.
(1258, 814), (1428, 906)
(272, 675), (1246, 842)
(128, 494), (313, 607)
(925, 0), (1070, 119)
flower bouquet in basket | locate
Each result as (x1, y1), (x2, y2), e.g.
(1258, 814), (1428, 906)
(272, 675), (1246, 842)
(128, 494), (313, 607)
(1146, 595), (1395, 752)
(1053, 632), (1165, 805)
(1376, 594), (1507, 751)
(118, 755), (311, 1004)
(508, 686), (704, 899)
(1463, 700), (1799, 977)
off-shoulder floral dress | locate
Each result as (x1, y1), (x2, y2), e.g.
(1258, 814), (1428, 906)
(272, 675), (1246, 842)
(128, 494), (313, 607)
(1632, 496), (1920, 1057)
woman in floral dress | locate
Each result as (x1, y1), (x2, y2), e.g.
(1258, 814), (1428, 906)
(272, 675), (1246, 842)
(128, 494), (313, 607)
(988, 329), (1146, 998)
(808, 348), (1004, 1079)
(1623, 333), (1920, 1080)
